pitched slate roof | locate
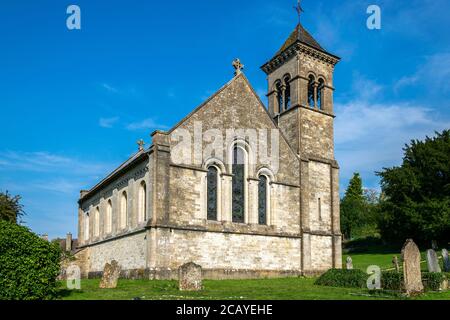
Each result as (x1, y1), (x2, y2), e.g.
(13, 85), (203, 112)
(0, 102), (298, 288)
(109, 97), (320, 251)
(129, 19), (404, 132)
(276, 23), (325, 55)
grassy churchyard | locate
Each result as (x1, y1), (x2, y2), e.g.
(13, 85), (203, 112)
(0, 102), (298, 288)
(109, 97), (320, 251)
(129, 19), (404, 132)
(58, 245), (450, 300)
(58, 277), (450, 301)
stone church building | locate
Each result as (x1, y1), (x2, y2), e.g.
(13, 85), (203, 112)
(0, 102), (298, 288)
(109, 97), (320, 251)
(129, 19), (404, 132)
(76, 22), (342, 279)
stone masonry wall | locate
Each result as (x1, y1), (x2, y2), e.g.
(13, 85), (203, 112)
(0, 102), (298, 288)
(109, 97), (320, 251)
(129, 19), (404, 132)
(310, 235), (333, 271)
(300, 108), (334, 160)
(152, 228), (301, 272)
(308, 161), (332, 233)
(88, 231), (147, 272)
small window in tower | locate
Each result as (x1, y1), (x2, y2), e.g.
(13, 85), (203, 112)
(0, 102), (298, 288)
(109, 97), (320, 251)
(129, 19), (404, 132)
(275, 81), (283, 113)
(284, 76), (291, 111)
(308, 75), (315, 108)
(317, 79), (325, 110)
(318, 198), (322, 221)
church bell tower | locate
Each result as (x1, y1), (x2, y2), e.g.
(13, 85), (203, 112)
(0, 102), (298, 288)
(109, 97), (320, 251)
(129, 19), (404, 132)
(261, 23), (340, 157)
(261, 18), (342, 272)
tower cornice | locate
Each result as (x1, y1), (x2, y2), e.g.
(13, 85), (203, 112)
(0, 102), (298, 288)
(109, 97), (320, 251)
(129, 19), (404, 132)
(261, 41), (340, 75)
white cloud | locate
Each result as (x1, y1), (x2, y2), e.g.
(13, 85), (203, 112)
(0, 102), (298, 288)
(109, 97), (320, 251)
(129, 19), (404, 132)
(99, 116), (119, 128)
(0, 151), (111, 176)
(101, 83), (119, 93)
(126, 118), (168, 131)
(335, 75), (450, 189)
(394, 52), (450, 94)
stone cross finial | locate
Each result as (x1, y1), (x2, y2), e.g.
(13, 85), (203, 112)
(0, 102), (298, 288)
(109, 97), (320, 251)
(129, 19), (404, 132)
(137, 139), (145, 151)
(232, 58), (244, 76)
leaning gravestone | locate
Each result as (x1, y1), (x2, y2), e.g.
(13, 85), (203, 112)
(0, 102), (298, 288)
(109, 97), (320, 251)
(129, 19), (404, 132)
(442, 249), (450, 272)
(401, 239), (424, 295)
(346, 256), (353, 270)
(392, 256), (400, 272)
(427, 249), (442, 273)
(179, 262), (202, 291)
(99, 260), (121, 289)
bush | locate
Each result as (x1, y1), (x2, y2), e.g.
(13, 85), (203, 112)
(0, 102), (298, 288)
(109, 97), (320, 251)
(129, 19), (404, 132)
(381, 271), (403, 291)
(0, 220), (61, 300)
(315, 269), (367, 288)
(422, 272), (446, 291)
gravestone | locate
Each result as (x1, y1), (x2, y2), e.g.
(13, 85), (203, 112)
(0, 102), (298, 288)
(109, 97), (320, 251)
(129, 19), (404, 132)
(426, 249), (442, 273)
(442, 249), (450, 272)
(346, 256), (353, 270)
(99, 260), (121, 289)
(179, 262), (202, 291)
(392, 256), (400, 272)
(401, 239), (424, 295)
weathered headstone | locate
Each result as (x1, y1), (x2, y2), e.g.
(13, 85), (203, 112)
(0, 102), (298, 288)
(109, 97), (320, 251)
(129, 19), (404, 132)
(179, 262), (202, 291)
(442, 249), (450, 272)
(99, 260), (121, 289)
(426, 249), (442, 273)
(401, 239), (424, 295)
(346, 256), (353, 270)
(392, 256), (400, 272)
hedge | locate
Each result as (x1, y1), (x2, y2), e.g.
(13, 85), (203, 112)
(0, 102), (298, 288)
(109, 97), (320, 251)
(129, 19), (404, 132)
(0, 220), (61, 300)
(315, 269), (367, 288)
(381, 271), (448, 292)
(381, 271), (403, 291)
(422, 272), (446, 291)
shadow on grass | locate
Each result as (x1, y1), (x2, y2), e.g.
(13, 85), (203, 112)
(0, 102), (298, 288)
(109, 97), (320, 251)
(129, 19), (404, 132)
(343, 237), (402, 254)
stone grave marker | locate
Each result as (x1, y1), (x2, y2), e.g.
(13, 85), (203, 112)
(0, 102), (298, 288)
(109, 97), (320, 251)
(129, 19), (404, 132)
(427, 249), (442, 273)
(442, 249), (450, 272)
(401, 239), (424, 295)
(179, 262), (202, 291)
(346, 256), (353, 270)
(99, 260), (121, 289)
(392, 256), (400, 272)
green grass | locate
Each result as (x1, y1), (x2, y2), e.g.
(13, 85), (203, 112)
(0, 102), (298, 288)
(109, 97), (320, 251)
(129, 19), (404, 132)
(58, 239), (449, 300)
(343, 248), (440, 272)
(57, 277), (450, 300)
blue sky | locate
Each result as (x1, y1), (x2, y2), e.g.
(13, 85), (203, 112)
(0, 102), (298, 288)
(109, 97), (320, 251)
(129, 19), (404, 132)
(0, 0), (449, 239)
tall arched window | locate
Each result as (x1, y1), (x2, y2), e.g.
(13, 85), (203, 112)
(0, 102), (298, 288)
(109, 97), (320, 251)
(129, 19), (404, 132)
(120, 191), (128, 229)
(284, 76), (291, 110)
(308, 75), (315, 108)
(106, 200), (112, 234)
(232, 146), (245, 223)
(258, 175), (268, 225)
(139, 181), (147, 223)
(317, 78), (325, 110)
(207, 166), (218, 221)
(84, 212), (90, 241)
(275, 81), (283, 113)
(94, 207), (100, 237)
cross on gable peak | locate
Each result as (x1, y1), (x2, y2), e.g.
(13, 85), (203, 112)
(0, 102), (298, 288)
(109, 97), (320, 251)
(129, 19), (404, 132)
(232, 58), (244, 76)
(137, 139), (145, 151)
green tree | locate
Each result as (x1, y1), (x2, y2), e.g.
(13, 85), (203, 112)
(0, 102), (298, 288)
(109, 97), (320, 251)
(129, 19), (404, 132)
(340, 173), (365, 239)
(0, 191), (25, 223)
(377, 130), (450, 243)
(0, 220), (61, 300)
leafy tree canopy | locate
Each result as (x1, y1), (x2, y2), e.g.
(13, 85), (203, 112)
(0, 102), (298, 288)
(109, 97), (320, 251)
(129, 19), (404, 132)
(377, 130), (450, 243)
(0, 191), (25, 223)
